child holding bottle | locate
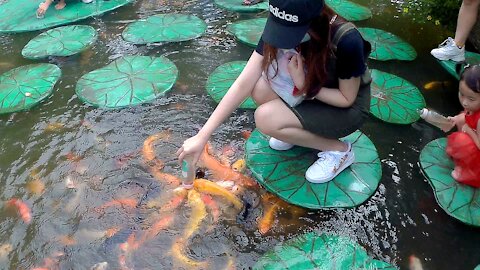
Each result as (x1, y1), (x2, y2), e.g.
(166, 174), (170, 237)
(446, 64), (480, 187)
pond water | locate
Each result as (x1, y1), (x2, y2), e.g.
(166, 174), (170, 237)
(0, 0), (479, 269)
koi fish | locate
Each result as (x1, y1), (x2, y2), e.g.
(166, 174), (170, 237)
(57, 235), (76, 246)
(90, 262), (108, 270)
(200, 194), (220, 224)
(119, 232), (138, 253)
(199, 144), (257, 187)
(142, 131), (172, 164)
(44, 122), (64, 132)
(258, 203), (280, 235)
(241, 130), (252, 139)
(148, 160), (182, 186)
(146, 187), (187, 211)
(95, 198), (138, 212)
(424, 80), (450, 91)
(0, 243), (12, 261)
(171, 239), (207, 268)
(409, 255), (424, 270)
(183, 190), (207, 240)
(64, 152), (82, 162)
(7, 198), (31, 224)
(26, 178), (45, 195)
(136, 216), (174, 247)
(231, 159), (246, 173)
(193, 179), (243, 210)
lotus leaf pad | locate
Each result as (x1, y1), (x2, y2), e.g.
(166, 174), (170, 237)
(438, 51), (480, 80)
(122, 13), (207, 44)
(245, 129), (381, 209)
(254, 233), (395, 269)
(358, 28), (417, 61)
(214, 0), (268, 13)
(419, 138), (480, 227)
(206, 61), (257, 109)
(22, 25), (97, 59)
(0, 64), (61, 114)
(0, 0), (133, 33)
(227, 18), (266, 48)
(326, 0), (372, 21)
(76, 55), (178, 108)
(370, 69), (425, 124)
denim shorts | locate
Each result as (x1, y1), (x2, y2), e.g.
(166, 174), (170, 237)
(288, 83), (371, 139)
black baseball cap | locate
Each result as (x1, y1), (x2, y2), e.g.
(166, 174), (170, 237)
(261, 0), (324, 49)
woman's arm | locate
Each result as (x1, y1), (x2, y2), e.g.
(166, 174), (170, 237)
(313, 77), (361, 108)
(177, 51), (264, 164)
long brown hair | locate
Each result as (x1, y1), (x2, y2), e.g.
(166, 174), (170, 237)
(262, 5), (344, 98)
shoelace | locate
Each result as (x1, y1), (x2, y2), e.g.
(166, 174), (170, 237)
(439, 37), (454, 48)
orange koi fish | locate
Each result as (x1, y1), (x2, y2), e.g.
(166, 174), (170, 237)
(136, 216), (174, 247)
(7, 198), (31, 224)
(199, 144), (257, 187)
(95, 198), (138, 213)
(119, 232), (138, 253)
(44, 122), (64, 132)
(193, 179), (243, 210)
(26, 178), (45, 196)
(423, 80), (450, 91)
(148, 159), (181, 186)
(258, 203), (280, 235)
(200, 194), (220, 224)
(142, 131), (172, 164)
(241, 130), (252, 139)
(64, 152), (82, 162)
(171, 239), (207, 268)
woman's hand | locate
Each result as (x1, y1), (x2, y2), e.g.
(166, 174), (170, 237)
(176, 134), (209, 167)
(287, 54), (305, 90)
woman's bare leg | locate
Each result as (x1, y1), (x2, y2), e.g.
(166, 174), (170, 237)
(254, 99), (347, 152)
(251, 77), (279, 105)
(455, 0), (480, 47)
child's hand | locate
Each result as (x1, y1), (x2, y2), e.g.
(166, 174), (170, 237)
(287, 54), (305, 91)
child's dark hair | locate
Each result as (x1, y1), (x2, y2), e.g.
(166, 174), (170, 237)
(460, 64), (480, 93)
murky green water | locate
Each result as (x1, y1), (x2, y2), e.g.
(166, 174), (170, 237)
(0, 0), (479, 269)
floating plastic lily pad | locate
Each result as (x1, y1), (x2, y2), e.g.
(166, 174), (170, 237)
(438, 51), (480, 80)
(206, 61), (257, 109)
(214, 0), (268, 13)
(0, 64), (61, 114)
(226, 18), (266, 48)
(370, 69), (425, 124)
(122, 13), (207, 44)
(419, 138), (480, 227)
(245, 129), (381, 209)
(0, 0), (133, 33)
(325, 0), (372, 21)
(254, 233), (396, 270)
(76, 56), (178, 108)
(358, 28), (417, 61)
(21, 25), (97, 60)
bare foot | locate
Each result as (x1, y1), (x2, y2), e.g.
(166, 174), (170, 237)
(242, 0), (263, 5)
(451, 167), (461, 180)
(36, 2), (48, 19)
(55, 1), (66, 10)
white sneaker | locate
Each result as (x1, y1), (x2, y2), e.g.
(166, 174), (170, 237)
(269, 137), (294, 151)
(82, 0), (93, 3)
(430, 37), (465, 62)
(305, 142), (354, 184)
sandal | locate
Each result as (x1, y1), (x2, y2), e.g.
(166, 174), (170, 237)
(242, 0), (263, 6)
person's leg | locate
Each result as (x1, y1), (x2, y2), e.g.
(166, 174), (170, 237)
(250, 76), (279, 105)
(55, 0), (66, 10)
(455, 0), (480, 47)
(254, 99), (347, 152)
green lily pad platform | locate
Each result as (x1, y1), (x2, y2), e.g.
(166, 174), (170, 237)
(76, 55), (178, 108)
(122, 13), (207, 44)
(419, 138), (480, 227)
(245, 129), (381, 209)
(22, 25), (97, 60)
(214, 0), (268, 13)
(326, 0), (372, 22)
(206, 61), (257, 109)
(0, 64), (61, 114)
(438, 51), (480, 80)
(254, 233), (395, 270)
(358, 28), (417, 61)
(370, 69), (425, 124)
(227, 18), (266, 48)
(0, 0), (133, 33)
